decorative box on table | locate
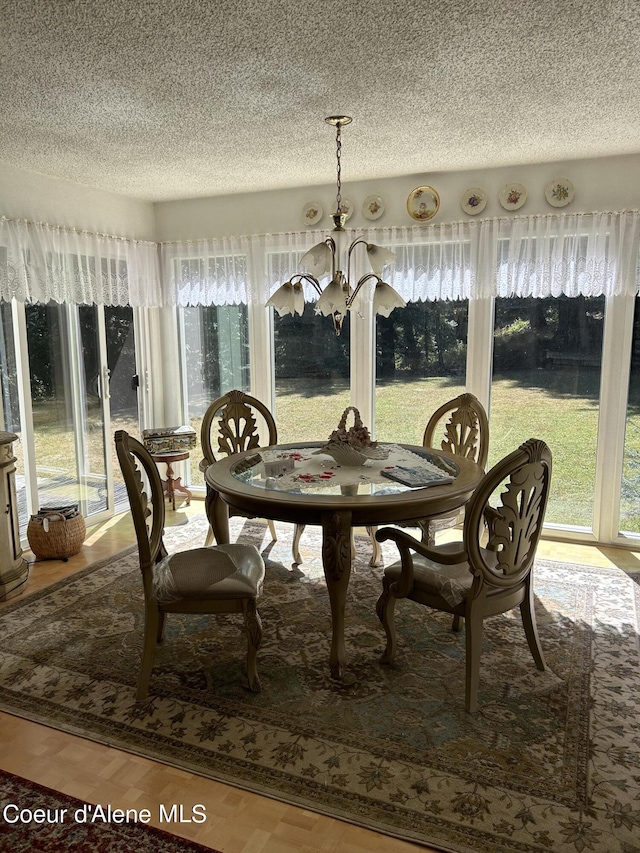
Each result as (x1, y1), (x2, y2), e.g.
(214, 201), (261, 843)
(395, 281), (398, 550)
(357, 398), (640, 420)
(142, 425), (197, 454)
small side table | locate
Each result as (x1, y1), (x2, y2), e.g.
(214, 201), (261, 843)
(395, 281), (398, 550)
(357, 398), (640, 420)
(151, 451), (192, 511)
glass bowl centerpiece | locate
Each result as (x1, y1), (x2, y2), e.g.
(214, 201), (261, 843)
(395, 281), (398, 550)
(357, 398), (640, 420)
(314, 407), (389, 466)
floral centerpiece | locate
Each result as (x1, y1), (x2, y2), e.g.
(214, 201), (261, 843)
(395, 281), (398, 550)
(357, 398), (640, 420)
(314, 407), (389, 466)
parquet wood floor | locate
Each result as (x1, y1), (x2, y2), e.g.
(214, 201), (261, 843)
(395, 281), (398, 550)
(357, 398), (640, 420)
(1, 501), (638, 852)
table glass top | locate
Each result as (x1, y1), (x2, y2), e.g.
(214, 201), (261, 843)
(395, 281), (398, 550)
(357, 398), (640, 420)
(229, 443), (460, 497)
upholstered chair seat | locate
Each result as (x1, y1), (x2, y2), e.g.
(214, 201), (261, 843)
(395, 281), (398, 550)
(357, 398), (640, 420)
(153, 545), (264, 603)
(382, 542), (498, 608)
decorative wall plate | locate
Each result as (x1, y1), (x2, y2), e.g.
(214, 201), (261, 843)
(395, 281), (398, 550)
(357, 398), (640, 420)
(545, 177), (575, 208)
(499, 182), (528, 211)
(407, 186), (440, 221)
(335, 198), (354, 221)
(302, 201), (323, 226)
(461, 187), (487, 215)
(362, 194), (385, 220)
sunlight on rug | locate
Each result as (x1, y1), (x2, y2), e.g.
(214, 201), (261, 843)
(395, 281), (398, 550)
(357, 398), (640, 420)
(0, 768), (220, 852)
(1, 513), (639, 853)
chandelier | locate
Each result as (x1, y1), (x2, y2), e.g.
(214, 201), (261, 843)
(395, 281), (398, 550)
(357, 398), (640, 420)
(266, 116), (405, 336)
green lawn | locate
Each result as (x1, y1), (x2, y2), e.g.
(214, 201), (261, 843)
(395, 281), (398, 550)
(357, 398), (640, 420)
(275, 371), (640, 533)
(15, 368), (640, 535)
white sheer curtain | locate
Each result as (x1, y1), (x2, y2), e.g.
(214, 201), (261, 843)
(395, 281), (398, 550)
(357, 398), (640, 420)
(6, 209), (636, 308)
(475, 211), (640, 299)
(0, 216), (161, 306)
(161, 211), (640, 308)
(161, 236), (252, 305)
(369, 222), (475, 301)
(160, 231), (327, 306)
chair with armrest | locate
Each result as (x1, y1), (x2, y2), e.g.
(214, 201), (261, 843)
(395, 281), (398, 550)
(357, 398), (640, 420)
(115, 429), (265, 700)
(375, 438), (552, 712)
(199, 389), (304, 562)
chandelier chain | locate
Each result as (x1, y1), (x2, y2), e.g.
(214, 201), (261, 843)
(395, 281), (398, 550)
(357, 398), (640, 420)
(335, 124), (342, 212)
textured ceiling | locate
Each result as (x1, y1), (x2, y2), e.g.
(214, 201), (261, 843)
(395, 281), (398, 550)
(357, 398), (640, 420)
(1, 0), (639, 201)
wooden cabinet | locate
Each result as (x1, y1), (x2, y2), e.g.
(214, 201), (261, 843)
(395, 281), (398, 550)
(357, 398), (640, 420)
(0, 431), (28, 600)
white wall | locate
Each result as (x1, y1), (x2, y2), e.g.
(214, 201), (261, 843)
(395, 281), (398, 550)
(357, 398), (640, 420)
(154, 153), (640, 242)
(0, 161), (155, 240)
(3, 152), (637, 244)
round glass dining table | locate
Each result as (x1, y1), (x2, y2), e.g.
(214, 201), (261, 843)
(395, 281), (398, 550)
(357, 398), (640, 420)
(204, 442), (483, 683)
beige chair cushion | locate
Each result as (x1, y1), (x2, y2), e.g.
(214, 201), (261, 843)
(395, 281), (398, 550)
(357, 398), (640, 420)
(384, 542), (497, 607)
(153, 544), (265, 603)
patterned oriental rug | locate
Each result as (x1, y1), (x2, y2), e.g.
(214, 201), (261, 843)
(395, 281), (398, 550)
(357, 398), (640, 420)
(0, 769), (220, 851)
(1, 514), (639, 853)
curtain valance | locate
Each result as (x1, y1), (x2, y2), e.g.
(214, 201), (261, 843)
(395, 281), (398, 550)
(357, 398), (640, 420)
(3, 210), (639, 308)
(161, 231), (327, 306)
(0, 216), (161, 306)
(162, 211), (640, 307)
(479, 211), (640, 299)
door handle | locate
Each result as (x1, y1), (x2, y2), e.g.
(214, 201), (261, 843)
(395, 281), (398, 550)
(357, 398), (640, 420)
(102, 365), (111, 400)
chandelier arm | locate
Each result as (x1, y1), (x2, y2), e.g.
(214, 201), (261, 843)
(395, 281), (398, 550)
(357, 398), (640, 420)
(348, 237), (369, 255)
(346, 237), (369, 291)
(346, 273), (380, 308)
(291, 273), (323, 296)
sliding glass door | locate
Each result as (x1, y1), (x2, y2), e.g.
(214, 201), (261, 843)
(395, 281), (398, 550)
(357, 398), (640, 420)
(0, 300), (141, 535)
(25, 303), (110, 521)
(104, 306), (141, 509)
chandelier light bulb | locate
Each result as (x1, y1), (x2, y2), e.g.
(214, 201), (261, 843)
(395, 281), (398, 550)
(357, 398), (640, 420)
(301, 242), (332, 277)
(265, 281), (304, 316)
(373, 281), (406, 317)
(366, 244), (396, 277)
(315, 278), (348, 317)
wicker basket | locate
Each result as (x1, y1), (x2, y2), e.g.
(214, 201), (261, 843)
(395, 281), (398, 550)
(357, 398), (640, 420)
(27, 511), (86, 561)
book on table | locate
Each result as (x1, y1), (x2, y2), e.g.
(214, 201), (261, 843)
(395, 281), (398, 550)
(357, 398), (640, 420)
(381, 465), (455, 488)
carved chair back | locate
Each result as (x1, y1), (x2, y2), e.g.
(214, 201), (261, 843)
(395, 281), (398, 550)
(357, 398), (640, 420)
(114, 429), (166, 581)
(200, 390), (278, 467)
(423, 393), (489, 469)
(464, 438), (552, 596)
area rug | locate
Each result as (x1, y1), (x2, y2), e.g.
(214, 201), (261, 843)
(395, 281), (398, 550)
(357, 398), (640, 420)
(0, 768), (220, 851)
(1, 515), (639, 853)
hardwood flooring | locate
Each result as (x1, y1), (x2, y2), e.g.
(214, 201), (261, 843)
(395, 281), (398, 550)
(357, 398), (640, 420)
(1, 501), (638, 853)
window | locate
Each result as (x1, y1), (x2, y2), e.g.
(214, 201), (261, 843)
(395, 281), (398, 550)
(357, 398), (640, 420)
(376, 299), (468, 443)
(620, 296), (640, 535)
(267, 248), (351, 443)
(273, 310), (351, 444)
(0, 299), (25, 528)
(490, 296), (604, 530)
(179, 304), (250, 446)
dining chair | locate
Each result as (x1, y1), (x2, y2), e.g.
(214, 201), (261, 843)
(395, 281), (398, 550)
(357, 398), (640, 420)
(419, 392), (489, 545)
(199, 389), (304, 561)
(115, 429), (265, 700)
(375, 438), (552, 712)
(366, 392), (489, 565)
